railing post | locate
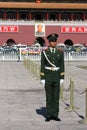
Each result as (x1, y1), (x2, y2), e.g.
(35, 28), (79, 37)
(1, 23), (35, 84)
(60, 83), (66, 101)
(65, 78), (75, 111)
(79, 87), (87, 124)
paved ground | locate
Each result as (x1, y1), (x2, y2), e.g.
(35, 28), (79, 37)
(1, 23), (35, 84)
(0, 61), (87, 130)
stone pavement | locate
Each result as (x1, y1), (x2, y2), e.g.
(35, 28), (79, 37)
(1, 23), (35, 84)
(0, 61), (87, 130)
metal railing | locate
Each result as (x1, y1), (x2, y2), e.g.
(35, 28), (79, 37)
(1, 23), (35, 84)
(25, 51), (87, 61)
(0, 47), (87, 61)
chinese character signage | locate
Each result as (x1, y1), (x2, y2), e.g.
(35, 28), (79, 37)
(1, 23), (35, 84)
(0, 26), (19, 32)
(61, 26), (87, 33)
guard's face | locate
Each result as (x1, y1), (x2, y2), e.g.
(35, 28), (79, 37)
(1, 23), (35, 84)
(50, 41), (57, 48)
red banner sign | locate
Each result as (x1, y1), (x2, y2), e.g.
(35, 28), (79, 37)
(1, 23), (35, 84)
(0, 26), (19, 32)
(61, 26), (87, 33)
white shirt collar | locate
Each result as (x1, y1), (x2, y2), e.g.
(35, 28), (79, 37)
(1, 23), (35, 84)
(50, 47), (56, 53)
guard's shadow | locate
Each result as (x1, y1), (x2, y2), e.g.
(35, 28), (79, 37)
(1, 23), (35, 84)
(36, 107), (47, 118)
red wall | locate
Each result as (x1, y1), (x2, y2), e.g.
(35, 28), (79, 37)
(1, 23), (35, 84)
(0, 23), (87, 46)
(0, 25), (35, 45)
(46, 26), (87, 45)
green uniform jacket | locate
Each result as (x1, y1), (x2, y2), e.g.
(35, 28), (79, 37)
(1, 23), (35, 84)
(40, 48), (65, 82)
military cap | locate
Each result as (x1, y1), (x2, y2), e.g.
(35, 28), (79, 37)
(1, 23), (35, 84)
(47, 33), (58, 42)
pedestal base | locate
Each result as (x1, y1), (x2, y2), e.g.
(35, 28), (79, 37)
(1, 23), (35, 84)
(79, 118), (87, 124)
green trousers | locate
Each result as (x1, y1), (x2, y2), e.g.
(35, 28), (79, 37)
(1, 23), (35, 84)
(45, 81), (60, 118)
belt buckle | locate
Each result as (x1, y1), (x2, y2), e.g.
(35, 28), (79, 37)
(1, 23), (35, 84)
(51, 67), (54, 71)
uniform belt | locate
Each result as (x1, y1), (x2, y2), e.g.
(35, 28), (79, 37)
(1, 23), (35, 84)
(45, 66), (60, 71)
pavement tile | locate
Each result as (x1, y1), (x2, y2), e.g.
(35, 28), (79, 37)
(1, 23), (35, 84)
(0, 61), (87, 130)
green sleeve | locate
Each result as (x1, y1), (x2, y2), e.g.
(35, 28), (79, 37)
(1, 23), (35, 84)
(60, 51), (65, 79)
(40, 51), (46, 80)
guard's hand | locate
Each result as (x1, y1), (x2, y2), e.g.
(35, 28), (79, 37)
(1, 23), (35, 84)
(40, 79), (45, 85)
(60, 79), (64, 86)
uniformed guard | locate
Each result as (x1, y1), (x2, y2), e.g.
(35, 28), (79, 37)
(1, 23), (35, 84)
(40, 33), (65, 122)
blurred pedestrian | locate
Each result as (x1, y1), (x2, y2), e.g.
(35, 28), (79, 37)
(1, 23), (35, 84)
(17, 47), (20, 62)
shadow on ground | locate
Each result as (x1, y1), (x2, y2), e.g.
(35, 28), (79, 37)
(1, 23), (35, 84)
(36, 107), (47, 118)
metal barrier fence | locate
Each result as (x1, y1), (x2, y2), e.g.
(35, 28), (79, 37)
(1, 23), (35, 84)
(64, 51), (87, 61)
(24, 51), (87, 62)
(0, 50), (24, 61)
(60, 79), (87, 124)
(23, 57), (40, 79)
(0, 52), (18, 61)
(0, 47), (87, 61)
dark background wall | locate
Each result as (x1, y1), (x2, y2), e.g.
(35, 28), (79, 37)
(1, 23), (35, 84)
(0, 0), (87, 3)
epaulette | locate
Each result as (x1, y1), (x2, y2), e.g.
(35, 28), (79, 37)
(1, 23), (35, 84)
(43, 47), (48, 51)
(57, 48), (64, 52)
